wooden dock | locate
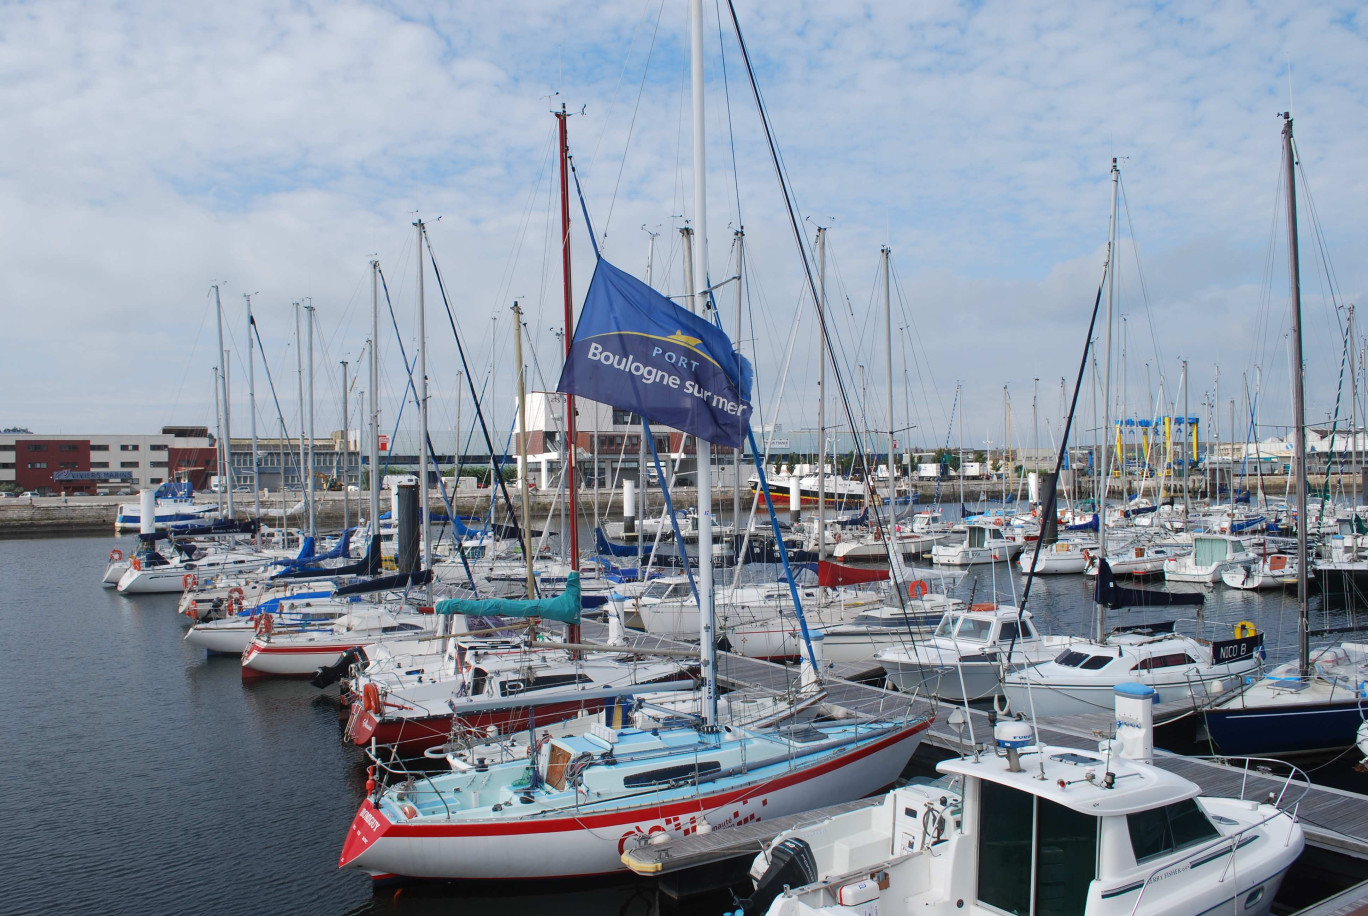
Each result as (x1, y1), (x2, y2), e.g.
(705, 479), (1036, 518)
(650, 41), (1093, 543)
(586, 621), (1368, 869)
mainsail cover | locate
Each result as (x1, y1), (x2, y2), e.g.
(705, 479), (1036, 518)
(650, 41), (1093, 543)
(434, 572), (581, 625)
(1094, 558), (1204, 610)
(816, 561), (890, 587)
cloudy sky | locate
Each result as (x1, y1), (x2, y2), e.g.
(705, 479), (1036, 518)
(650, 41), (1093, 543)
(3, 0), (1364, 454)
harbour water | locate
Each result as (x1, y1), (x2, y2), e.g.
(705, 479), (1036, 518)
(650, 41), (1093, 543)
(3, 529), (1362, 914)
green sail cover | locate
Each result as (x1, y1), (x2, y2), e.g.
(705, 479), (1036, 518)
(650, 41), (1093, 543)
(433, 572), (581, 625)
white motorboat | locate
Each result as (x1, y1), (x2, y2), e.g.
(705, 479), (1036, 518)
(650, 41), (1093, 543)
(1001, 620), (1263, 718)
(1084, 539), (1191, 578)
(930, 524), (1025, 566)
(1163, 533), (1253, 584)
(876, 604), (1057, 701)
(739, 683), (1304, 916)
(240, 606), (436, 680)
(1017, 537), (1098, 575)
(1220, 552), (1300, 590)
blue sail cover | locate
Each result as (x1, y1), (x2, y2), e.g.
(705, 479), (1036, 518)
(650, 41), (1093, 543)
(434, 572), (581, 625)
(557, 259), (753, 449)
(155, 481), (193, 500)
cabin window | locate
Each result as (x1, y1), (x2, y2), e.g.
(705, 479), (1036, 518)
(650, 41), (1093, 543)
(1126, 798), (1219, 864)
(622, 760), (721, 788)
(1056, 650), (1112, 669)
(501, 672), (594, 695)
(978, 779), (1099, 916)
(957, 618), (993, 642)
(934, 617), (956, 638)
(1079, 655), (1113, 670)
(999, 621), (1021, 642)
(1135, 653), (1197, 671)
(1021, 620), (1037, 639)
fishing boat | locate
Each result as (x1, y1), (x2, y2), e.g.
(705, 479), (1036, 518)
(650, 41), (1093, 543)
(735, 684), (1305, 916)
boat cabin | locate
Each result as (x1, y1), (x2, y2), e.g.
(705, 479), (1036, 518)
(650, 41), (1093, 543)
(931, 605), (1038, 646)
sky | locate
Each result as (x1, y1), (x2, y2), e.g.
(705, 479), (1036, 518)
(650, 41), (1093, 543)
(3, 0), (1365, 454)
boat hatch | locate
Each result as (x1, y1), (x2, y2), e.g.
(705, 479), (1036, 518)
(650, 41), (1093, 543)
(1050, 752), (1103, 765)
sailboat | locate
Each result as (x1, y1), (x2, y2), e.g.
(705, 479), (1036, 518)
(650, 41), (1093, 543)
(338, 4), (930, 881)
(1199, 115), (1368, 757)
(1002, 160), (1264, 719)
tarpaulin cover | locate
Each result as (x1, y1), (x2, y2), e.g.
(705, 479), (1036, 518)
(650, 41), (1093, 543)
(435, 572), (581, 625)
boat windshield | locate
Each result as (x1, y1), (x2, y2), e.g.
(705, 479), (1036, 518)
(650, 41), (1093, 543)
(642, 581), (685, 600)
(956, 617), (993, 643)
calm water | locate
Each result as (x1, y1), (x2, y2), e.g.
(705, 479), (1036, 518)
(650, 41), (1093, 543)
(0, 531), (1354, 914)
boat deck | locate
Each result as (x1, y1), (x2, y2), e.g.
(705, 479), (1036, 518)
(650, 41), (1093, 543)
(592, 622), (1368, 873)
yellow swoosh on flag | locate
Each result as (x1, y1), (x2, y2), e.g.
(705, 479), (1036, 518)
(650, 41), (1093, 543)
(665, 330), (702, 347)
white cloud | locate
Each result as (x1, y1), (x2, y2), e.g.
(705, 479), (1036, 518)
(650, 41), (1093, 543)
(1, 0), (1364, 453)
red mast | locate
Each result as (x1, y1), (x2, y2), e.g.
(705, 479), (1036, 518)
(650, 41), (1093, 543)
(556, 104), (582, 648)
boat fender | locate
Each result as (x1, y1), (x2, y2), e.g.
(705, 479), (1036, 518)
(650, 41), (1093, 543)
(131, 557), (141, 571)
(182, 573), (197, 590)
(1234, 620), (1257, 639)
(109, 549), (123, 563)
(362, 683), (383, 715)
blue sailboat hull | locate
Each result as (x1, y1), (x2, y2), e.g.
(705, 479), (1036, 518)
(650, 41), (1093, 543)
(1201, 700), (1366, 756)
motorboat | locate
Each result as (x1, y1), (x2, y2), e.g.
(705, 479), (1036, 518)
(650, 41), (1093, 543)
(930, 524), (1025, 566)
(876, 604), (1057, 701)
(737, 683), (1304, 916)
(1220, 552), (1300, 590)
(1017, 537), (1098, 575)
(1162, 534), (1253, 584)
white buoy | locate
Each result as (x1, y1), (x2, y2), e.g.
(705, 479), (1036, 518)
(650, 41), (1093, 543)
(139, 489), (157, 535)
(623, 478), (636, 534)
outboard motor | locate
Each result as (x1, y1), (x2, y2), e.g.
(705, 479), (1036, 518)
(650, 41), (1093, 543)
(733, 838), (818, 915)
(311, 647), (366, 689)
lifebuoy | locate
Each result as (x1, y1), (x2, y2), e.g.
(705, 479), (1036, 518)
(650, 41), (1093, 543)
(907, 579), (929, 599)
(181, 573), (197, 590)
(228, 586), (245, 602)
(1234, 620), (1257, 639)
(131, 557), (142, 571)
(363, 682), (383, 715)
(254, 613), (274, 635)
(185, 600), (199, 619)
(109, 549), (123, 563)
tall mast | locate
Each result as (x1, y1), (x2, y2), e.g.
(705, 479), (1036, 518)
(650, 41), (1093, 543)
(815, 226), (827, 561)
(415, 219), (432, 594)
(514, 303), (536, 598)
(368, 260), (381, 535)
(689, 0), (717, 730)
(295, 302), (306, 527)
(306, 300), (317, 539)
(246, 294), (260, 540)
(212, 365), (224, 513)
(340, 360), (350, 530)
(734, 228), (745, 537)
(556, 105), (582, 585)
(1282, 113), (1310, 677)
(213, 284), (234, 516)
(640, 229), (658, 571)
(883, 247), (896, 535)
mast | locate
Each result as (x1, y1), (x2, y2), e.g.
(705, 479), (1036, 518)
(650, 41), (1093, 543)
(734, 228), (745, 537)
(369, 260), (381, 536)
(1181, 360), (1191, 519)
(415, 219), (432, 595)
(295, 302), (306, 527)
(555, 105), (582, 588)
(689, 0), (717, 730)
(212, 365), (224, 514)
(1282, 113), (1310, 678)
(340, 360), (350, 530)
(213, 284), (234, 516)
(246, 294), (260, 540)
(1095, 158), (1119, 642)
(639, 229), (658, 571)
(883, 247), (895, 534)
(306, 301), (317, 539)
(816, 226), (827, 561)
(514, 303), (536, 598)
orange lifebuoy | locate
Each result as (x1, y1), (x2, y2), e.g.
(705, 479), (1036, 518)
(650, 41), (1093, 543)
(254, 613), (273, 635)
(907, 579), (929, 599)
(363, 683), (383, 715)
(109, 549), (123, 563)
(181, 573), (197, 590)
(131, 557), (142, 571)
(228, 586), (245, 602)
(185, 600), (199, 619)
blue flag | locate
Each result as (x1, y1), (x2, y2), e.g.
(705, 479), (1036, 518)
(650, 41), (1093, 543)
(557, 259), (752, 449)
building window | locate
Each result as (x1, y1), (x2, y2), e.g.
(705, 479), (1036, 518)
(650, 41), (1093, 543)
(0, 462), (13, 469)
(28, 462), (47, 469)
(150, 443), (168, 451)
(119, 444), (139, 452)
(120, 461), (138, 468)
(90, 444), (109, 451)
(0, 444), (13, 451)
(59, 444), (79, 452)
(91, 462), (109, 469)
(28, 444), (48, 452)
(59, 462), (79, 469)
(150, 461), (168, 468)
(148, 478), (163, 484)
(612, 409), (640, 426)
